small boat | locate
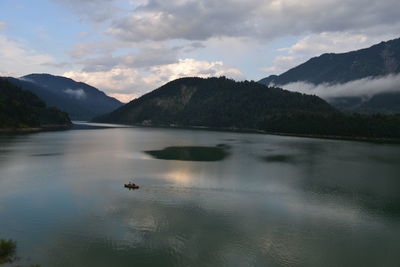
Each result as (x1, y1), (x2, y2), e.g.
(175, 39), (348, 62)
(124, 183), (139, 189)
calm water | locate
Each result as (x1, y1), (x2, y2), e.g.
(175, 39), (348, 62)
(1, 124), (400, 266)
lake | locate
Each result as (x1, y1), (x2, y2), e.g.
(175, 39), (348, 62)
(1, 123), (400, 266)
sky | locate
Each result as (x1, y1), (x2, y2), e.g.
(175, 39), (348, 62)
(0, 0), (399, 102)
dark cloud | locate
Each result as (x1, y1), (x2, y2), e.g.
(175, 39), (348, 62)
(107, 0), (258, 41)
(105, 0), (400, 42)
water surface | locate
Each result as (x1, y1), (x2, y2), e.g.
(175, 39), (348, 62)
(0, 124), (400, 266)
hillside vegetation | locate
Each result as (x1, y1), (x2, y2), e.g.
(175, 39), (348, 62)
(0, 79), (71, 130)
(93, 76), (400, 140)
(4, 74), (122, 120)
(94, 77), (336, 128)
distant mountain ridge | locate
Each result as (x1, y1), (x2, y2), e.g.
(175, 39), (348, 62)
(259, 38), (400, 114)
(4, 74), (122, 120)
(259, 38), (400, 85)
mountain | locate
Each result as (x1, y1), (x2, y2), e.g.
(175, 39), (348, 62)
(94, 77), (400, 140)
(0, 78), (71, 130)
(259, 38), (400, 113)
(4, 74), (123, 120)
(259, 38), (400, 85)
(94, 77), (336, 128)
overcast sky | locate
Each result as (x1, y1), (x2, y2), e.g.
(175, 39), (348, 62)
(0, 0), (399, 102)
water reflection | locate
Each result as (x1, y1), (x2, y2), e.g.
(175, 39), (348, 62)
(0, 126), (400, 266)
(165, 167), (195, 185)
(145, 146), (229, 162)
(23, 186), (400, 267)
(31, 152), (63, 157)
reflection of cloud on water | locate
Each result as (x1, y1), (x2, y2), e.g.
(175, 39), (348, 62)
(32, 187), (400, 267)
(164, 166), (195, 185)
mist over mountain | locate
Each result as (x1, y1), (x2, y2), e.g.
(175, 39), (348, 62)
(3, 74), (123, 120)
(259, 38), (400, 114)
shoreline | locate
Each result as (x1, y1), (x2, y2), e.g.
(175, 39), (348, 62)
(96, 122), (400, 144)
(0, 124), (72, 134)
(3, 121), (399, 144)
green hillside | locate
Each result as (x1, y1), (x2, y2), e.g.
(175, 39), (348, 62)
(0, 78), (71, 130)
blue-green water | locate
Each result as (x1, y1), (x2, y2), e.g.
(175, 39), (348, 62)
(1, 124), (400, 266)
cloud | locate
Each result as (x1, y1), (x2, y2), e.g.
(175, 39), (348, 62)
(68, 41), (179, 71)
(79, 56), (123, 72)
(0, 34), (54, 76)
(63, 58), (244, 102)
(64, 67), (145, 97)
(0, 22), (6, 31)
(149, 58), (245, 83)
(123, 45), (179, 68)
(63, 88), (87, 99)
(286, 31), (400, 56)
(279, 74), (400, 99)
(52, 0), (400, 43)
(107, 0), (256, 41)
(106, 0), (400, 42)
(77, 49), (178, 72)
(67, 40), (126, 59)
(107, 93), (139, 103)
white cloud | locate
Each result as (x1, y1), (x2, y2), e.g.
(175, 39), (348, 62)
(0, 22), (6, 30)
(108, 93), (139, 103)
(63, 58), (244, 102)
(149, 58), (245, 82)
(64, 67), (145, 95)
(0, 34), (54, 76)
(63, 88), (86, 99)
(286, 31), (400, 56)
(280, 74), (400, 98)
